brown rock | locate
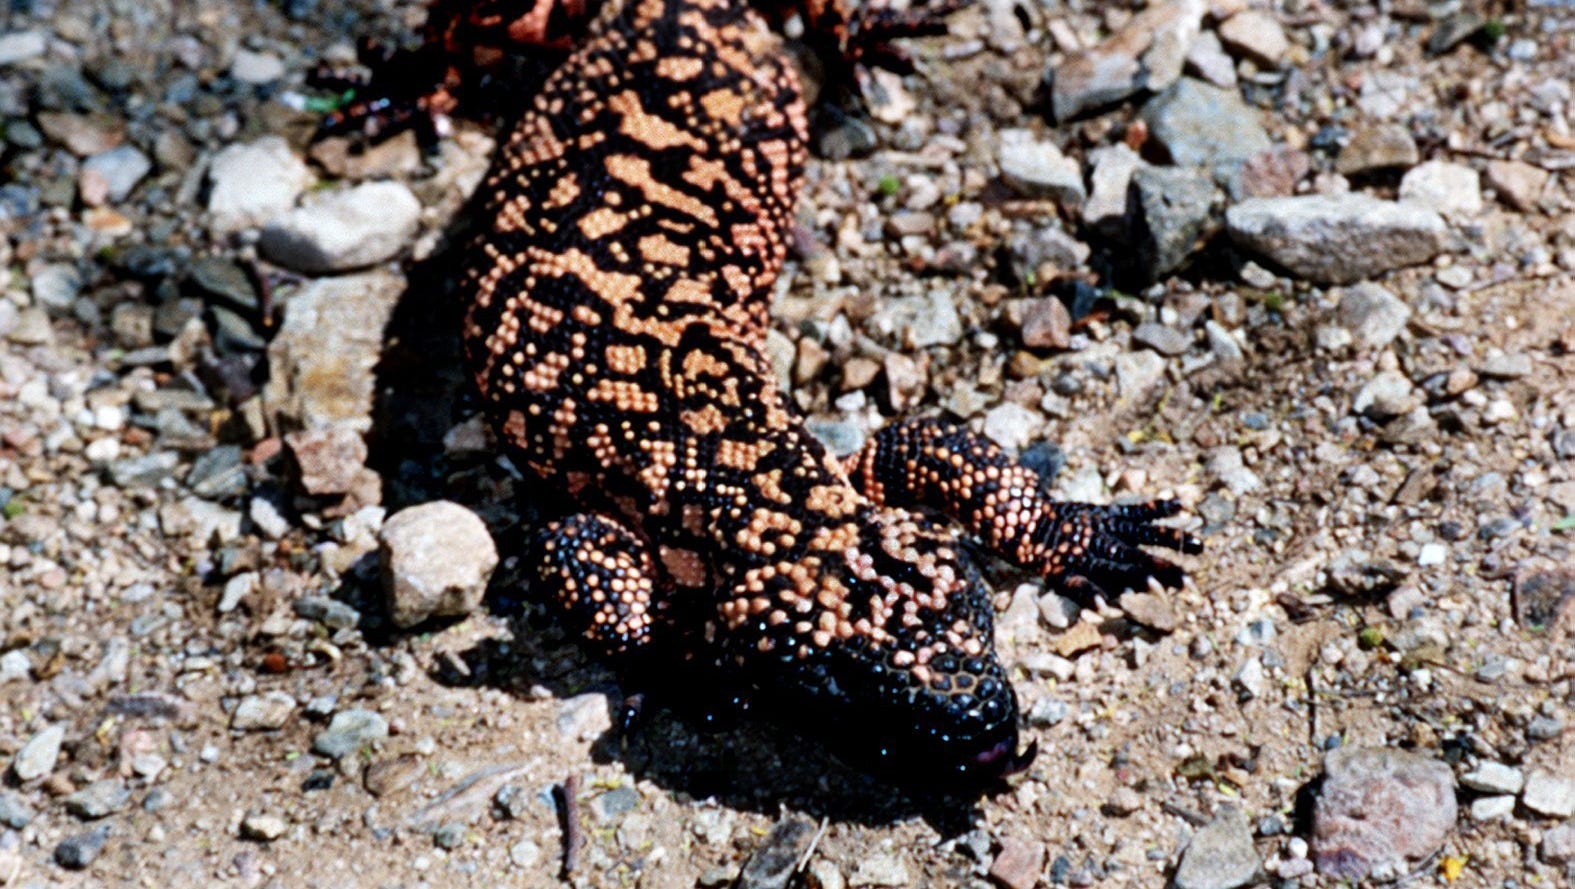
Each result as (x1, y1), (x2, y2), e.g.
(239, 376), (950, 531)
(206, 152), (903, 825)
(1237, 149), (1311, 198)
(839, 356), (881, 392)
(35, 111), (124, 157)
(1336, 124), (1419, 176)
(285, 427), (368, 496)
(1020, 298), (1071, 350)
(1119, 592), (1177, 632)
(989, 837), (1046, 889)
(1484, 159), (1550, 211)
(1051, 620), (1103, 657)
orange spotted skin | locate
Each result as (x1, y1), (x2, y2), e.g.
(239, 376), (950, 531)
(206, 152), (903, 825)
(452, 0), (1200, 785)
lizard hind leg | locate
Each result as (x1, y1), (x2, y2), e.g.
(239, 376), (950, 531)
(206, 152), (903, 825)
(531, 513), (665, 658)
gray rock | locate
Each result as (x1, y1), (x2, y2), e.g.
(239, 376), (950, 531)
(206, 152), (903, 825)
(1461, 762), (1524, 795)
(1522, 771), (1575, 818)
(1542, 823), (1575, 864)
(109, 451), (180, 488)
(1469, 795), (1515, 821)
(1174, 805), (1260, 889)
(1046, 0), (1204, 121)
(55, 826), (109, 870)
(229, 49), (286, 84)
(64, 780), (132, 820)
(1225, 194), (1448, 284)
(259, 181), (422, 274)
(187, 445), (248, 499)
(80, 145), (151, 205)
(0, 791), (35, 829)
(556, 693), (611, 742)
(1313, 746), (1457, 881)
(850, 853), (908, 887)
(1427, 11), (1485, 55)
(0, 30), (47, 66)
(1141, 78), (1270, 168)
(1353, 371), (1418, 420)
(1336, 124), (1419, 176)
(739, 815), (816, 889)
(11, 724), (64, 781)
(1477, 352), (1533, 380)
(874, 289), (963, 349)
(1130, 165), (1217, 280)
(806, 418), (865, 457)
(1399, 160), (1482, 220)
(206, 136), (313, 234)
(188, 257), (258, 311)
(1184, 29), (1236, 87)
(997, 129), (1085, 207)
(1336, 283), (1411, 350)
(380, 500), (499, 628)
(1115, 349), (1166, 398)
(262, 271), (407, 434)
(232, 691), (296, 731)
(30, 262), (81, 311)
(1132, 323), (1190, 356)
(982, 403), (1042, 450)
(1083, 143), (1146, 235)
(294, 595), (361, 631)
(5, 307), (52, 345)
(312, 709), (389, 759)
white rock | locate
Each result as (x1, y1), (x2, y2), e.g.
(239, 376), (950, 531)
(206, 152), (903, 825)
(229, 49), (286, 84)
(997, 129), (1086, 207)
(1217, 10), (1289, 66)
(1461, 761), (1524, 795)
(1083, 143), (1147, 234)
(0, 30), (47, 66)
(11, 724), (65, 781)
(259, 181), (422, 273)
(206, 137), (313, 233)
(981, 402), (1043, 450)
(1399, 161), (1482, 220)
(1523, 771), (1575, 818)
(379, 501), (499, 628)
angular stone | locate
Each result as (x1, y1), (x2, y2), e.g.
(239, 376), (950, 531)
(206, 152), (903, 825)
(1225, 194), (1447, 284)
(1399, 160), (1482, 220)
(1130, 165), (1217, 280)
(1336, 124), (1420, 176)
(1336, 282), (1411, 350)
(1083, 143), (1147, 235)
(1522, 771), (1575, 819)
(231, 691), (296, 731)
(11, 724), (65, 781)
(997, 129), (1085, 207)
(1175, 805), (1260, 889)
(1217, 10), (1289, 66)
(1484, 159), (1550, 211)
(1046, 0), (1205, 121)
(1142, 77), (1270, 168)
(312, 709), (389, 759)
(262, 271), (405, 434)
(206, 136), (313, 234)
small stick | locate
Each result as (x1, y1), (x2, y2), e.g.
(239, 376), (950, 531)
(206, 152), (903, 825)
(556, 774), (581, 879)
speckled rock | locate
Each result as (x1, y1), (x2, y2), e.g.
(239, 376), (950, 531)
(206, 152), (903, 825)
(1225, 194), (1447, 284)
(1141, 77), (1270, 167)
(1174, 805), (1260, 889)
(1313, 746), (1457, 881)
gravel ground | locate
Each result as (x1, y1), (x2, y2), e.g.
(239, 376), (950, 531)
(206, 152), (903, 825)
(1, 0), (1572, 887)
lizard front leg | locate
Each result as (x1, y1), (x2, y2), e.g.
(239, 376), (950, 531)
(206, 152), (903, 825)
(531, 512), (664, 657)
(846, 417), (1201, 596)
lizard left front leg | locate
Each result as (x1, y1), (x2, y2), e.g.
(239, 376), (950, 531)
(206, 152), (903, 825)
(846, 417), (1201, 596)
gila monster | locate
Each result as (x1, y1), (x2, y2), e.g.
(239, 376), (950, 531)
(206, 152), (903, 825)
(342, 0), (1201, 787)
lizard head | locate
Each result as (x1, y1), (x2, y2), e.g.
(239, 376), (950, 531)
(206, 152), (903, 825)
(727, 508), (1036, 790)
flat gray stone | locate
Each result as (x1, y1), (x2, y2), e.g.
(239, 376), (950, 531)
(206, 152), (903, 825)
(1336, 124), (1419, 176)
(1460, 761), (1524, 795)
(11, 724), (64, 781)
(64, 780), (131, 820)
(997, 129), (1085, 207)
(1399, 160), (1482, 220)
(1225, 194), (1447, 284)
(1336, 282), (1411, 350)
(1523, 771), (1575, 818)
(1142, 77), (1270, 168)
(232, 691), (296, 731)
(312, 709), (389, 759)
(80, 145), (151, 205)
(1175, 805), (1260, 889)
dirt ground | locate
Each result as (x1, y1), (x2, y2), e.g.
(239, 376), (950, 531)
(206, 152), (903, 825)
(0, 0), (1571, 887)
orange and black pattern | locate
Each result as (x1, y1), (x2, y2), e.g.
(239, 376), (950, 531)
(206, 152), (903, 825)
(441, 0), (1200, 785)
